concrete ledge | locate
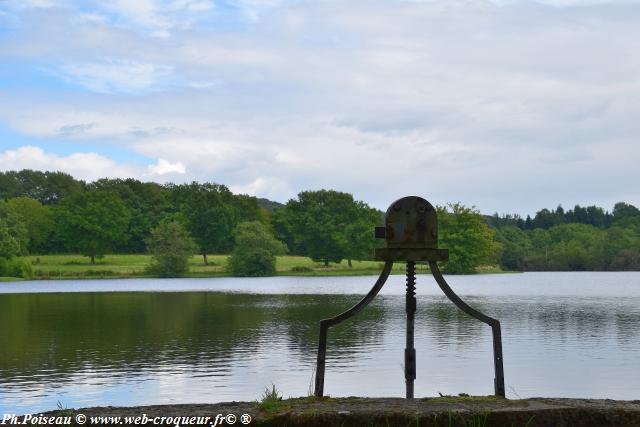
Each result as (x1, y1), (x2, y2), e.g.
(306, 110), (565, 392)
(22, 396), (640, 426)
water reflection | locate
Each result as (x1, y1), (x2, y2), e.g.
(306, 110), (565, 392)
(1, 286), (639, 414)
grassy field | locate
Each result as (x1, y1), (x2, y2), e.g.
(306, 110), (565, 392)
(9, 254), (502, 280)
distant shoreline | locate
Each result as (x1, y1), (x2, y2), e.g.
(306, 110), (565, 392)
(3, 254), (509, 282)
(1, 269), (514, 282)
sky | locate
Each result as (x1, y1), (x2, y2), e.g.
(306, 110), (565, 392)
(0, 0), (639, 216)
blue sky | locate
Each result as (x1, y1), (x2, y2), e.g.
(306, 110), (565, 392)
(1, 0), (639, 215)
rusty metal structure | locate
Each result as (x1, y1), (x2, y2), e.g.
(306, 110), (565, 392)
(314, 196), (505, 399)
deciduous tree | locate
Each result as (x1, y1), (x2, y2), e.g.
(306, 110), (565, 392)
(495, 226), (531, 271)
(146, 221), (197, 277)
(275, 190), (360, 266)
(55, 191), (131, 263)
(228, 221), (287, 276)
(179, 183), (237, 265)
(0, 220), (20, 260)
(438, 203), (498, 273)
(3, 197), (53, 253)
(339, 205), (382, 267)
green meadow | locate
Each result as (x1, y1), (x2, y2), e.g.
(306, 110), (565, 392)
(5, 254), (497, 280)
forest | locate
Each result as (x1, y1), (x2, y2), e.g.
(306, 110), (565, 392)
(1, 169), (639, 277)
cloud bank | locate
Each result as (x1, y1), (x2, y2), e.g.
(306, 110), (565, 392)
(1, 0), (639, 214)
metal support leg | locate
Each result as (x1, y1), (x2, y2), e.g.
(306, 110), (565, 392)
(314, 261), (394, 397)
(428, 261), (505, 397)
(405, 261), (417, 399)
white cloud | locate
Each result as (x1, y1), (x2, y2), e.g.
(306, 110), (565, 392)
(59, 59), (172, 94)
(5, 0), (59, 9)
(1, 0), (640, 213)
(187, 80), (220, 89)
(229, 177), (293, 201)
(231, 0), (284, 22)
(147, 158), (186, 175)
(0, 146), (138, 182)
(93, 0), (216, 37)
(0, 146), (196, 185)
(99, 0), (172, 38)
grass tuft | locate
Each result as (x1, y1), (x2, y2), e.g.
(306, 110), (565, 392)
(56, 400), (74, 417)
(257, 384), (285, 412)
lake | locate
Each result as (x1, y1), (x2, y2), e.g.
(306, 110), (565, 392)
(1, 272), (639, 414)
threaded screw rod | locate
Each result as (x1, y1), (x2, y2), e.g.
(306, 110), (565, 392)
(405, 261), (417, 399)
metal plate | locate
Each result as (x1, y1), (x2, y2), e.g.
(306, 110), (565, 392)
(383, 196), (438, 249)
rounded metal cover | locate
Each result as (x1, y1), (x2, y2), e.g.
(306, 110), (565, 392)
(384, 196), (437, 248)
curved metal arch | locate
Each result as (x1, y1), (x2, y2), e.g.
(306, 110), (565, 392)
(429, 261), (505, 397)
(314, 261), (394, 397)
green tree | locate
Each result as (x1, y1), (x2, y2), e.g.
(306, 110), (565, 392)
(545, 223), (604, 270)
(3, 197), (53, 253)
(55, 191), (131, 263)
(0, 220), (20, 260)
(531, 207), (565, 229)
(338, 205), (382, 267)
(230, 194), (265, 224)
(227, 221), (287, 277)
(0, 202), (28, 255)
(271, 206), (302, 255)
(179, 183), (237, 265)
(612, 202), (640, 227)
(0, 170), (83, 204)
(37, 170), (84, 204)
(603, 226), (640, 270)
(274, 190), (362, 266)
(0, 219), (31, 279)
(90, 178), (169, 253)
(549, 240), (590, 270)
(0, 172), (22, 200)
(145, 221), (197, 277)
(526, 228), (552, 270)
(495, 226), (531, 271)
(609, 249), (640, 270)
(438, 203), (498, 274)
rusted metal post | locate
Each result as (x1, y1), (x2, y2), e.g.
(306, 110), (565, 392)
(314, 321), (329, 397)
(492, 323), (506, 397)
(405, 261), (417, 399)
(429, 261), (505, 397)
(314, 261), (394, 397)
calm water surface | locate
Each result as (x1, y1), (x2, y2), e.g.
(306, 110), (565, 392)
(1, 272), (639, 414)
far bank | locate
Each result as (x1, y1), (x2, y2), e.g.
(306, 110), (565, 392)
(3, 254), (507, 281)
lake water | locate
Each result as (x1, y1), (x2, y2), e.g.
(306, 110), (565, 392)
(1, 272), (639, 414)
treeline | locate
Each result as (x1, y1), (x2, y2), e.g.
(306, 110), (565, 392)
(0, 170), (391, 277)
(490, 204), (640, 271)
(1, 169), (639, 276)
(487, 204), (620, 229)
(0, 171), (265, 262)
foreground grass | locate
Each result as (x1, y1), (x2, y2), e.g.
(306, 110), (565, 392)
(16, 254), (502, 280)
